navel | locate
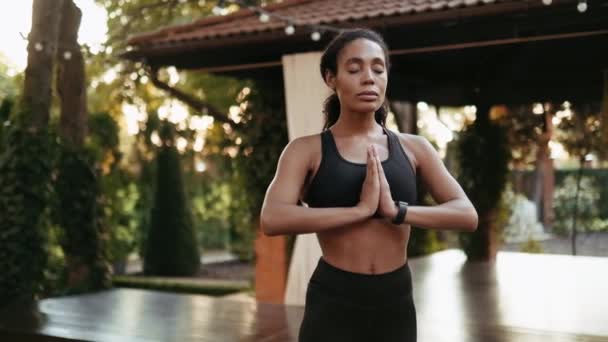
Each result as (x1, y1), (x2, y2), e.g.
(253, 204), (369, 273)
(368, 264), (376, 274)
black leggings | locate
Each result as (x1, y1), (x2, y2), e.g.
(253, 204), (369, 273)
(298, 257), (417, 342)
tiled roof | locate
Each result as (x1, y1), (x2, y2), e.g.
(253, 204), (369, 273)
(127, 0), (530, 48)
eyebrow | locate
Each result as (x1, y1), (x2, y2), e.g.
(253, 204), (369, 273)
(344, 57), (385, 66)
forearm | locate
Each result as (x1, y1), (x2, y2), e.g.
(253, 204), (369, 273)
(260, 203), (368, 236)
(404, 199), (478, 232)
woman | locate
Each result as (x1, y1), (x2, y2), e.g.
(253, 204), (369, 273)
(260, 28), (478, 342)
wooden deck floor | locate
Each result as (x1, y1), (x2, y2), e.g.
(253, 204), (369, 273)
(1, 249), (607, 341)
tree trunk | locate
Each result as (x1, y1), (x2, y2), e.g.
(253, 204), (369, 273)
(390, 101), (417, 134)
(532, 108), (555, 230)
(542, 110), (555, 230)
(0, 0), (63, 314)
(55, 0), (109, 291)
(532, 147), (546, 223)
(571, 158), (584, 256)
(56, 0), (87, 145)
(463, 102), (501, 262)
(21, 0), (64, 129)
(602, 70), (608, 148)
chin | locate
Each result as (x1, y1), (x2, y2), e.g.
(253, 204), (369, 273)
(351, 102), (382, 114)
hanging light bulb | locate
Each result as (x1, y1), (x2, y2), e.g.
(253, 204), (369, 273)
(212, 0), (225, 15)
(542, 0), (552, 5)
(311, 31), (321, 41)
(63, 51), (72, 60)
(285, 24), (295, 35)
(577, 0), (587, 12)
(259, 12), (270, 23)
(34, 42), (43, 51)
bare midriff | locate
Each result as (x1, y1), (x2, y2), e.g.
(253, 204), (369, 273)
(317, 219), (410, 275)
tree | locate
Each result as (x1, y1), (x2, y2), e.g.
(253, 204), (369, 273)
(0, 0), (64, 311)
(499, 103), (555, 229)
(555, 101), (606, 255)
(88, 0), (283, 262)
(53, 0), (111, 293)
(0, 54), (18, 100)
(0, 98), (15, 153)
(457, 103), (511, 261)
(144, 122), (200, 276)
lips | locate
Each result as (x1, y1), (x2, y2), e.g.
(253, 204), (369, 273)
(357, 91), (379, 96)
(357, 91), (379, 101)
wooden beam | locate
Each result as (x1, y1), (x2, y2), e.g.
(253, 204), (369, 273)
(184, 29), (608, 73)
(389, 29), (608, 56)
(193, 60), (282, 73)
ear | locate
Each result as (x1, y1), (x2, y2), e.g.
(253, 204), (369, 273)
(324, 70), (336, 91)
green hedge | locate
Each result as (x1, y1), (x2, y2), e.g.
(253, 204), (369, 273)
(144, 123), (200, 276)
(555, 169), (608, 219)
(456, 111), (511, 260)
(0, 124), (53, 307)
(55, 145), (111, 293)
(112, 276), (250, 297)
(511, 168), (608, 219)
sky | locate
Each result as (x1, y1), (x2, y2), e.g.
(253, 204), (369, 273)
(0, 0), (108, 74)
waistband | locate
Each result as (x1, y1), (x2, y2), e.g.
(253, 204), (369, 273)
(308, 257), (413, 306)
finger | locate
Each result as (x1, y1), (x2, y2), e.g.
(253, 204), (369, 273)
(370, 147), (377, 177)
(376, 151), (386, 180)
(373, 146), (385, 176)
(373, 145), (381, 170)
(373, 147), (391, 191)
(366, 146), (373, 178)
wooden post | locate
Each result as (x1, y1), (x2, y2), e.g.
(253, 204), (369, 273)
(254, 226), (287, 304)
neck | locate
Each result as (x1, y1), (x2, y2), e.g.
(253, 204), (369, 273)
(331, 109), (382, 136)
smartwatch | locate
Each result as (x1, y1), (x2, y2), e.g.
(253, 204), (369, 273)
(392, 201), (408, 225)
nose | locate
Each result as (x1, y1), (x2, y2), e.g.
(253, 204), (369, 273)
(361, 67), (375, 85)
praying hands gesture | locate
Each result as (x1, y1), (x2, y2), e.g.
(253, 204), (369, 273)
(358, 145), (399, 222)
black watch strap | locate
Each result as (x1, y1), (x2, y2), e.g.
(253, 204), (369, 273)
(392, 201), (408, 225)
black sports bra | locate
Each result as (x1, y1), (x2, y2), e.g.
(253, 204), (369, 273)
(303, 127), (417, 208)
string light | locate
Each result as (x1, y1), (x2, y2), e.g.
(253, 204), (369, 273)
(21, 33), (83, 60)
(215, 0), (343, 41)
(285, 24), (295, 35)
(258, 11), (270, 23)
(542, 0), (592, 14)
(577, 0), (587, 12)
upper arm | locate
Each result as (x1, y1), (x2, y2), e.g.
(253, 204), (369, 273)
(262, 136), (313, 209)
(411, 135), (468, 205)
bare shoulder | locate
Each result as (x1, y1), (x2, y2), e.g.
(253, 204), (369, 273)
(392, 131), (435, 172)
(283, 133), (321, 155)
(395, 132), (437, 154)
(279, 132), (322, 168)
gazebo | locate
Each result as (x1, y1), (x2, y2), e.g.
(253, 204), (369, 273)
(123, 0), (608, 304)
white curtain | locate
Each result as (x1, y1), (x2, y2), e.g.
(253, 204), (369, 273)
(281, 51), (328, 306)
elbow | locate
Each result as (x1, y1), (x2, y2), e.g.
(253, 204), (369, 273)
(466, 208), (479, 232)
(260, 212), (275, 236)
(260, 207), (281, 237)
